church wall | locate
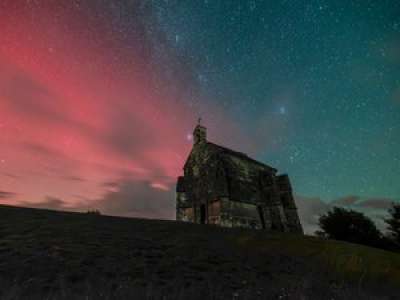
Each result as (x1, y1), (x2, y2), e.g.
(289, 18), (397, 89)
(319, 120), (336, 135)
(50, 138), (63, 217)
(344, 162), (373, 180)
(284, 208), (304, 234)
(208, 200), (221, 225)
(219, 198), (263, 229)
(258, 205), (272, 230)
(177, 207), (194, 222)
(277, 176), (303, 233)
(183, 145), (222, 207)
(177, 125), (303, 234)
(176, 191), (196, 222)
(268, 204), (288, 232)
(227, 156), (276, 204)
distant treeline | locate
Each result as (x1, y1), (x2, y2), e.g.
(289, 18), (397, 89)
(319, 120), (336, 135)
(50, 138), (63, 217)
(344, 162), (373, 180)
(316, 203), (400, 252)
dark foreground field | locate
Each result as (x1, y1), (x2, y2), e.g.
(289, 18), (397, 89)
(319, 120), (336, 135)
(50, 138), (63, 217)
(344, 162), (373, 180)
(0, 205), (399, 300)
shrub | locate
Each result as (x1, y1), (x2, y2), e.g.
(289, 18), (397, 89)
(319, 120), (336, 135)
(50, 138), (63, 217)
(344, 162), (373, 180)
(385, 202), (400, 246)
(86, 209), (101, 215)
(317, 207), (382, 248)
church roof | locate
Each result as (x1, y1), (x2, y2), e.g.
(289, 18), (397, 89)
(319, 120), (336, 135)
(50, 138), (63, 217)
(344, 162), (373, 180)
(206, 142), (277, 173)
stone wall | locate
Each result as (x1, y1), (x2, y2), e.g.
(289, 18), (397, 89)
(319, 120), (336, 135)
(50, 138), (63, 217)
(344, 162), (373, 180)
(284, 208), (303, 234)
(219, 198), (263, 229)
(178, 207), (194, 222)
(208, 200), (221, 225)
(176, 128), (304, 234)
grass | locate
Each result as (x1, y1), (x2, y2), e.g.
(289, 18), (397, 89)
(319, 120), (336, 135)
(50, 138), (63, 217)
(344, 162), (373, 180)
(0, 204), (399, 299)
(232, 232), (400, 287)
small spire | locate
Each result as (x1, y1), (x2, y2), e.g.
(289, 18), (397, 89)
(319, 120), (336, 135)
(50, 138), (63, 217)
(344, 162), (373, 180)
(193, 117), (206, 144)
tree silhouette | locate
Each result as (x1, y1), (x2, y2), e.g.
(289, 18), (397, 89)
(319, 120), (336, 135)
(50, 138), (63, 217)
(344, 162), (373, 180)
(317, 207), (382, 248)
(385, 203), (400, 245)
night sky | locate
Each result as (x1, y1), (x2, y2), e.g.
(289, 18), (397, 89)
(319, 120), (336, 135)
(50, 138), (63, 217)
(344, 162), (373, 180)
(0, 1), (399, 233)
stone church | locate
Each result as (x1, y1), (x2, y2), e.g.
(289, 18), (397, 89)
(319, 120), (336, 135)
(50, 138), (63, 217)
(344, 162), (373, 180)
(176, 122), (303, 234)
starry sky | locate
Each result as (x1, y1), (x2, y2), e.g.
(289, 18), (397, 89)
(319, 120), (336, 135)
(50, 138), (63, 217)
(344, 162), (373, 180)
(0, 1), (399, 233)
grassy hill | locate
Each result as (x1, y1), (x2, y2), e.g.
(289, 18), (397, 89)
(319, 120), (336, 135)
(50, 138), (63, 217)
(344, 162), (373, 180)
(0, 205), (399, 300)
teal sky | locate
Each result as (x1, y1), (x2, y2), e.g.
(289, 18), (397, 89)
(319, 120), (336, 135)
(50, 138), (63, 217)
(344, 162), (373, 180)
(0, 1), (398, 228)
(156, 0), (400, 201)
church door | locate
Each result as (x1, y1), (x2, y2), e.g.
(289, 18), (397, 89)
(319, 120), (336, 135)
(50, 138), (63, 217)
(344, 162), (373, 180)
(257, 206), (266, 229)
(200, 204), (206, 224)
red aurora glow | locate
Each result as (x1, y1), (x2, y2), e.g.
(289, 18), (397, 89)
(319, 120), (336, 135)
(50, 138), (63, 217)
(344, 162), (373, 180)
(0, 2), (254, 217)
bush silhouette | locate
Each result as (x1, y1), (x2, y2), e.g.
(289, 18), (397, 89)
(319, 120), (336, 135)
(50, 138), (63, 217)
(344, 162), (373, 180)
(317, 207), (382, 248)
(385, 203), (400, 246)
(86, 209), (101, 215)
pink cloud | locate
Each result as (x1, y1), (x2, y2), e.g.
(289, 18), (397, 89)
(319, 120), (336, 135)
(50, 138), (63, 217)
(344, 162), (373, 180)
(0, 2), (256, 213)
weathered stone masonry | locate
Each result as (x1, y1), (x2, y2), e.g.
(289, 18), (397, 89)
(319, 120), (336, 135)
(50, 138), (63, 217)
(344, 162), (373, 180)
(176, 123), (303, 234)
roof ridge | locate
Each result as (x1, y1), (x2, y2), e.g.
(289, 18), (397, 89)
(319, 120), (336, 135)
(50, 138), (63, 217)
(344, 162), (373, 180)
(206, 142), (248, 156)
(206, 142), (276, 171)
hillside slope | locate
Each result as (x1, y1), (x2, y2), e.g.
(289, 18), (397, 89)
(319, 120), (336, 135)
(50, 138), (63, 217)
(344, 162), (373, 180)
(0, 205), (399, 300)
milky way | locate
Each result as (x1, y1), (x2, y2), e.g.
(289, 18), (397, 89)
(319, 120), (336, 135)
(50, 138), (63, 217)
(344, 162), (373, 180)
(0, 1), (399, 229)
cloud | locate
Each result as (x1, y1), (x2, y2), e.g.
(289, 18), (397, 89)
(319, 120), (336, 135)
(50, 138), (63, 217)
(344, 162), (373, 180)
(384, 37), (400, 65)
(330, 195), (360, 206)
(1, 173), (21, 179)
(0, 1), (263, 210)
(18, 196), (69, 211)
(329, 195), (398, 211)
(0, 190), (17, 199)
(0, 70), (60, 121)
(101, 181), (119, 189)
(23, 142), (68, 159)
(295, 196), (330, 235)
(103, 107), (157, 159)
(295, 195), (399, 235)
(392, 87), (400, 105)
(354, 198), (397, 210)
(0, 60), (78, 129)
(93, 179), (175, 220)
(62, 176), (86, 182)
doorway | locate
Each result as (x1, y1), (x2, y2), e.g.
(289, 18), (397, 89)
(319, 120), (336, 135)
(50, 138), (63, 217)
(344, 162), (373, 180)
(200, 204), (206, 224)
(257, 206), (266, 229)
